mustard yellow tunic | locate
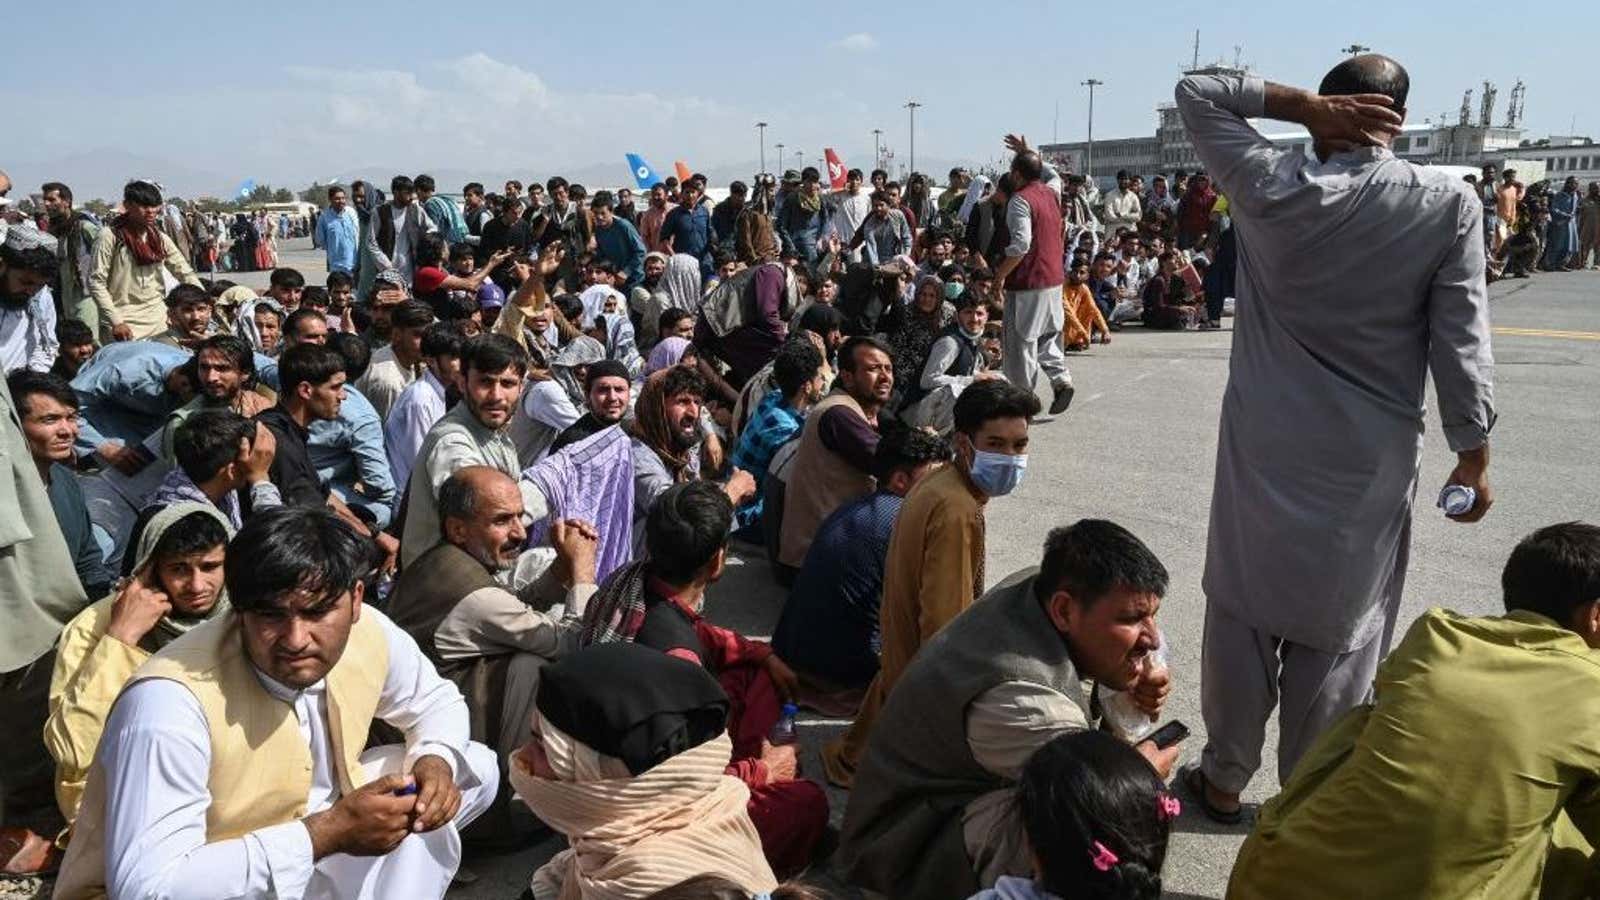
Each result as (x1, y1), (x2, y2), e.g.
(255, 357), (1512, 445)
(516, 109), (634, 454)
(1230, 609), (1600, 899)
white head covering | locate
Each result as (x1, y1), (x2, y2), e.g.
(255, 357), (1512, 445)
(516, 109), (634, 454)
(660, 254), (703, 312)
(4, 221), (59, 254)
(957, 175), (993, 225)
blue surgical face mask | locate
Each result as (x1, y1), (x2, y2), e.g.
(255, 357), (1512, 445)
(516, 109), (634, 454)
(968, 449), (1027, 497)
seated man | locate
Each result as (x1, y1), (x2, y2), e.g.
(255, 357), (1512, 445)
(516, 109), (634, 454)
(309, 332), (398, 530)
(384, 322), (463, 493)
(401, 334), (528, 568)
(548, 359), (631, 454)
(778, 336), (892, 573)
(510, 336), (601, 467)
(510, 643), (778, 899)
(8, 371), (113, 599)
(132, 409), (279, 572)
(1229, 522), (1600, 899)
(582, 482), (828, 877)
(355, 300), (432, 420)
(70, 339), (192, 474)
(627, 366), (754, 555)
(49, 318), (97, 382)
(52, 507), (499, 900)
(839, 520), (1178, 898)
(161, 334), (271, 460)
(901, 291), (1000, 433)
(771, 428), (948, 700)
(150, 283), (214, 350)
(728, 339), (824, 534)
(255, 344), (399, 566)
(388, 467), (598, 759)
(824, 378), (1041, 787)
(46, 503), (231, 833)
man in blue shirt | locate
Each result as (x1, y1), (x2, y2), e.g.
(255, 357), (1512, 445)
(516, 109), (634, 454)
(729, 340), (824, 532)
(590, 191), (647, 293)
(315, 185), (361, 274)
(659, 179), (716, 277)
(771, 428), (949, 694)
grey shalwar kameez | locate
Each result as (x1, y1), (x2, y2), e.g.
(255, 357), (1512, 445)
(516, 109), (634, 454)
(1176, 74), (1497, 792)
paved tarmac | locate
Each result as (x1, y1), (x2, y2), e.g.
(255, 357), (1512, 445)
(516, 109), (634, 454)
(7, 245), (1592, 900)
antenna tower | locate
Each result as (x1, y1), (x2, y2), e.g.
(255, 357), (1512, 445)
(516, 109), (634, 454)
(1479, 81), (1497, 128)
(1505, 80), (1525, 128)
(1459, 90), (1472, 127)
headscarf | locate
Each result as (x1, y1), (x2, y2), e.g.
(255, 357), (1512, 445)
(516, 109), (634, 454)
(645, 336), (692, 376)
(580, 285), (627, 328)
(957, 175), (992, 225)
(235, 296), (284, 356)
(661, 254), (703, 312)
(113, 213), (166, 266)
(624, 368), (695, 481)
(513, 644), (774, 900)
(125, 501), (233, 651)
(551, 336), (606, 406)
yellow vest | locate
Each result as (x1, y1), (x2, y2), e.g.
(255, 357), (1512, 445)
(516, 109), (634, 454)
(54, 608), (389, 900)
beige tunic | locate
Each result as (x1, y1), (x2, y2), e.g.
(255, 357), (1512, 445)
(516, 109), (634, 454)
(87, 227), (201, 341)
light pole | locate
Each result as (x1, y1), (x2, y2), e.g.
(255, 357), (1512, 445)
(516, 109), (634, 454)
(1081, 79), (1102, 181)
(873, 128), (883, 171)
(776, 143), (785, 173)
(757, 122), (768, 175)
(1342, 43), (1370, 56)
(904, 101), (922, 176)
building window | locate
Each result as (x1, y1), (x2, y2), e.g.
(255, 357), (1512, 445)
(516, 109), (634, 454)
(1416, 136), (1429, 148)
(1393, 137), (1411, 152)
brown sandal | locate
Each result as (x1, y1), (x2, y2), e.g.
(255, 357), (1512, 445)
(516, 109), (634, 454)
(0, 826), (62, 877)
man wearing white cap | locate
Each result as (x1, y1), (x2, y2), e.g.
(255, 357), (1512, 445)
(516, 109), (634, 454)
(0, 223), (61, 374)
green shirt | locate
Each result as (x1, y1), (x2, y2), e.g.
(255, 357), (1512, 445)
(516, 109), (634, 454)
(1231, 608), (1600, 899)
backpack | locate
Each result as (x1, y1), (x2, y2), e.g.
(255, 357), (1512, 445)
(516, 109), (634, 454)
(698, 262), (798, 338)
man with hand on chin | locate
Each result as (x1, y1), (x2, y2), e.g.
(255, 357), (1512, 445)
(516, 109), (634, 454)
(839, 519), (1177, 898)
(53, 506), (498, 900)
(823, 377), (1042, 788)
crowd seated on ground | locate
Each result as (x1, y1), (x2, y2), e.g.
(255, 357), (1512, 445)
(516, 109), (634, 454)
(0, 58), (1570, 895)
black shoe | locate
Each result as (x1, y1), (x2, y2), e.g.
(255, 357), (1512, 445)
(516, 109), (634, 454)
(1050, 381), (1075, 415)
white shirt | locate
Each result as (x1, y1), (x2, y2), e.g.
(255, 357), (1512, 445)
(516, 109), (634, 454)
(830, 191), (871, 246)
(385, 369), (448, 492)
(0, 286), (58, 373)
(390, 206), (415, 276)
(97, 610), (476, 900)
(356, 345), (422, 422)
(510, 380), (582, 468)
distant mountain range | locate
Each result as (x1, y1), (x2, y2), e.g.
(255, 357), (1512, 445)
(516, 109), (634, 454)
(9, 148), (987, 204)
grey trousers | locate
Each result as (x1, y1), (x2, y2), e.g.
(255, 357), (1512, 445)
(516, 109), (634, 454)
(1001, 286), (1070, 392)
(1198, 600), (1399, 794)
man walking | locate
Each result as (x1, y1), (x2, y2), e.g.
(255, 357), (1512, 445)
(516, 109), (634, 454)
(40, 183), (101, 333)
(316, 185), (360, 275)
(990, 135), (1074, 415)
(1176, 55), (1496, 821)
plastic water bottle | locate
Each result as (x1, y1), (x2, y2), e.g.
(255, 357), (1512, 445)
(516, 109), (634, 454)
(768, 703), (799, 746)
(1439, 484), (1477, 517)
(1100, 635), (1167, 743)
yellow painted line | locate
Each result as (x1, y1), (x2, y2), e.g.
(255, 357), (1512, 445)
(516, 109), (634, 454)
(1493, 327), (1600, 342)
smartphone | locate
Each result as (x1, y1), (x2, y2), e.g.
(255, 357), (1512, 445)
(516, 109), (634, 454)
(1145, 720), (1190, 750)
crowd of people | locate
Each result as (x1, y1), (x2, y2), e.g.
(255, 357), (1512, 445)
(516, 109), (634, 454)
(0, 51), (1590, 900)
(1466, 169), (1600, 278)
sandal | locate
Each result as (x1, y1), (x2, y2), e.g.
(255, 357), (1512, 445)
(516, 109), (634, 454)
(1180, 764), (1245, 826)
(0, 826), (62, 877)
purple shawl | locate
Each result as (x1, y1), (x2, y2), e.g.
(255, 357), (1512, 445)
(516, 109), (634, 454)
(524, 424), (635, 584)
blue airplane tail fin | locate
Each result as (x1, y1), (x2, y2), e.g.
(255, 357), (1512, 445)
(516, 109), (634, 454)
(625, 154), (662, 189)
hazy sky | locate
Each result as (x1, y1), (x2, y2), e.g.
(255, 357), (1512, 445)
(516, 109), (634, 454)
(6, 0), (1589, 191)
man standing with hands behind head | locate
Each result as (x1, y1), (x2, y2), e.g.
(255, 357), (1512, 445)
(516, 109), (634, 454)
(990, 134), (1074, 416)
(1175, 54), (1496, 822)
